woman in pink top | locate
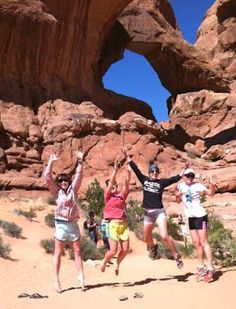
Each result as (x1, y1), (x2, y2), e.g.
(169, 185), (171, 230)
(100, 162), (131, 275)
(44, 150), (84, 293)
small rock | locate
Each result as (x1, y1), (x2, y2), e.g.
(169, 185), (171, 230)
(119, 295), (128, 301)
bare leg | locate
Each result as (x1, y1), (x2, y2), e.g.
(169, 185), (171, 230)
(115, 240), (129, 275)
(190, 230), (205, 266)
(198, 229), (213, 269)
(158, 216), (178, 257)
(143, 223), (155, 247)
(100, 239), (118, 272)
(71, 240), (85, 290)
(53, 239), (65, 293)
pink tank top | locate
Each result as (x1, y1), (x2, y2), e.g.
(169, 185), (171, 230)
(104, 191), (128, 220)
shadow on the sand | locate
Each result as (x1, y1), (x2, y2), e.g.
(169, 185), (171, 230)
(159, 272), (195, 282)
(61, 287), (80, 293)
(61, 268), (236, 293)
(159, 268), (236, 283)
(62, 278), (157, 293)
(4, 256), (19, 262)
(211, 268), (236, 283)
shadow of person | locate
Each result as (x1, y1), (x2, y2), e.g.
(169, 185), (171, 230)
(79, 278), (157, 292)
(159, 272), (195, 282)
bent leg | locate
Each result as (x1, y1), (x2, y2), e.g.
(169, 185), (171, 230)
(115, 240), (129, 275)
(143, 223), (155, 247)
(158, 216), (178, 257)
(100, 239), (118, 272)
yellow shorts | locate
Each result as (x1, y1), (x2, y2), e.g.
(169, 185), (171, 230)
(107, 220), (129, 242)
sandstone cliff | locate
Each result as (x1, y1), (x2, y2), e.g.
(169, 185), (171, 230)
(0, 0), (235, 195)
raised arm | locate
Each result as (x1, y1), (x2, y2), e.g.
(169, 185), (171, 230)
(175, 185), (183, 204)
(179, 160), (190, 177)
(162, 160), (189, 188)
(71, 150), (84, 192)
(43, 153), (59, 197)
(204, 175), (217, 196)
(105, 163), (119, 196)
(123, 164), (132, 195)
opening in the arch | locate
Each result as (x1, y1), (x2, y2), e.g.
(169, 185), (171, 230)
(102, 49), (170, 122)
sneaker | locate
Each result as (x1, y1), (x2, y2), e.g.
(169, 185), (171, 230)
(149, 244), (158, 260)
(204, 268), (215, 283)
(196, 265), (207, 281)
(175, 254), (183, 269)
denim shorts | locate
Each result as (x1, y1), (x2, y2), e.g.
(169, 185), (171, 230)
(54, 220), (81, 242)
(144, 208), (167, 224)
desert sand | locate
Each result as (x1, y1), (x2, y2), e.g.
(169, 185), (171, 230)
(0, 195), (236, 309)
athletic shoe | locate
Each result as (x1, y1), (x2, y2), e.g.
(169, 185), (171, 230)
(149, 244), (158, 260)
(196, 265), (207, 281)
(175, 254), (184, 269)
(204, 268), (215, 283)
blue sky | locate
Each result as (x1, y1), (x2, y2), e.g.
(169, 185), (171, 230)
(103, 0), (215, 122)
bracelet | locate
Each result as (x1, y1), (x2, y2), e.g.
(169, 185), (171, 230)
(78, 160), (83, 163)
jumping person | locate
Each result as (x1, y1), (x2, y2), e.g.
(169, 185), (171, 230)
(100, 162), (131, 275)
(125, 150), (184, 268)
(175, 168), (217, 282)
(44, 150), (85, 293)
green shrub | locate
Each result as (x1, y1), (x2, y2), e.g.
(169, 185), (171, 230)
(0, 237), (11, 258)
(177, 243), (195, 258)
(151, 242), (173, 260)
(47, 196), (56, 205)
(67, 237), (104, 261)
(208, 211), (224, 233)
(126, 202), (144, 240)
(167, 218), (182, 241)
(152, 232), (162, 242)
(208, 211), (236, 267)
(40, 238), (55, 254)
(200, 194), (207, 203)
(40, 237), (105, 261)
(187, 152), (196, 159)
(44, 212), (55, 228)
(127, 198), (142, 208)
(0, 221), (22, 238)
(81, 237), (104, 261)
(152, 232), (176, 259)
(14, 208), (37, 221)
(86, 179), (104, 218)
(77, 198), (87, 211)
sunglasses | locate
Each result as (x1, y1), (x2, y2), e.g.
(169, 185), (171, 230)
(150, 169), (159, 173)
(57, 178), (69, 183)
(185, 173), (195, 179)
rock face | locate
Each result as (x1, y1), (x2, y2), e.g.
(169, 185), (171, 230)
(0, 0), (235, 195)
(0, 0), (153, 119)
(118, 0), (229, 95)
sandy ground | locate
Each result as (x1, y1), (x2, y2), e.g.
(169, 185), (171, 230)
(0, 195), (236, 309)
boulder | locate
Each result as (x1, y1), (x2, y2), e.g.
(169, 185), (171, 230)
(201, 145), (225, 161)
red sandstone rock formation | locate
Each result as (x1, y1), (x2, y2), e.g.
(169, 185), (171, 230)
(0, 0), (235, 194)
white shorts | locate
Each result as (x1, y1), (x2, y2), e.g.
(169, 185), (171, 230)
(54, 220), (81, 242)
